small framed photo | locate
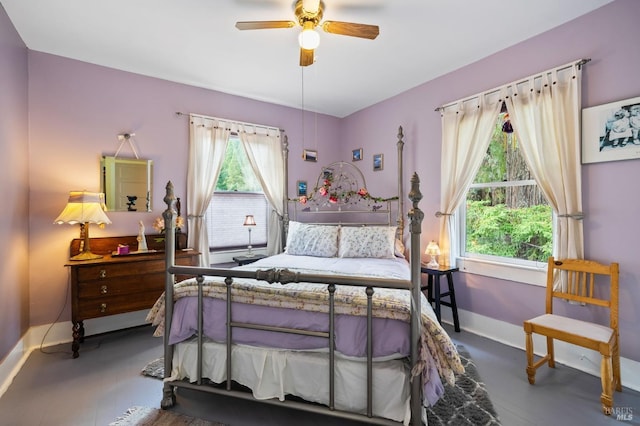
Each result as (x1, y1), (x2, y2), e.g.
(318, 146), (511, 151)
(352, 148), (363, 161)
(322, 167), (333, 180)
(297, 180), (307, 197)
(303, 149), (317, 162)
(582, 95), (640, 164)
(373, 153), (384, 171)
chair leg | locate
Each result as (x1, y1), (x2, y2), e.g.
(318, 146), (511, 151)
(613, 340), (622, 392)
(601, 354), (614, 415)
(525, 330), (536, 384)
(546, 336), (555, 368)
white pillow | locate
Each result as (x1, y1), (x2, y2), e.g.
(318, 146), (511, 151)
(338, 226), (397, 258)
(285, 221), (339, 257)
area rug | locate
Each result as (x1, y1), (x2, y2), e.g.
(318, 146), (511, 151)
(141, 345), (501, 425)
(427, 345), (501, 426)
(110, 406), (225, 426)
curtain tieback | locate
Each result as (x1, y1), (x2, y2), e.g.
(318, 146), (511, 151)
(188, 214), (204, 219)
(557, 212), (584, 220)
(435, 211), (453, 217)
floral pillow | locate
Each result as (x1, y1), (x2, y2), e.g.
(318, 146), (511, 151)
(338, 226), (397, 258)
(285, 221), (339, 257)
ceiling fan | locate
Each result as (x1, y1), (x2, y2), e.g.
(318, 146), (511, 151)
(235, 0), (379, 66)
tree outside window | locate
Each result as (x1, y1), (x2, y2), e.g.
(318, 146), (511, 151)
(461, 113), (552, 263)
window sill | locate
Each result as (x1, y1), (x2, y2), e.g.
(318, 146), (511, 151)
(456, 256), (547, 287)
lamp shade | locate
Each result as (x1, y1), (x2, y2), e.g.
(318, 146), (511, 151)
(243, 215), (256, 226)
(425, 240), (440, 256)
(54, 191), (111, 225)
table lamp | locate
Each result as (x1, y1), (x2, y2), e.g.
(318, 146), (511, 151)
(425, 240), (440, 269)
(55, 191), (112, 260)
(243, 214), (256, 257)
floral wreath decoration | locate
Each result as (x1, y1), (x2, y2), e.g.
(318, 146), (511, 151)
(292, 165), (397, 211)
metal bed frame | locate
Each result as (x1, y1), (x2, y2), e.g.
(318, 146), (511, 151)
(159, 126), (427, 425)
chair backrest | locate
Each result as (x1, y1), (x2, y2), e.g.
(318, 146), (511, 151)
(545, 257), (620, 330)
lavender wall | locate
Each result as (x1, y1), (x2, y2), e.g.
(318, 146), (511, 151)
(342, 0), (640, 362)
(0, 5), (29, 362)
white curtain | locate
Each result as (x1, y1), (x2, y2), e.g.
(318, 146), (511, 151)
(505, 64), (584, 290)
(187, 115), (230, 266)
(438, 96), (503, 265)
(239, 127), (286, 255)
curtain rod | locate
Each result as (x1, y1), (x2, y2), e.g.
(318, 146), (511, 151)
(434, 58), (591, 112)
(175, 111), (284, 133)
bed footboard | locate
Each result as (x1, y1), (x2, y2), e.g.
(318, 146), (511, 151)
(160, 175), (427, 425)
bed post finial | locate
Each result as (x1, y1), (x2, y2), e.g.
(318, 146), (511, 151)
(396, 126), (405, 240)
(163, 181), (177, 251)
(163, 181), (177, 223)
(408, 173), (423, 234)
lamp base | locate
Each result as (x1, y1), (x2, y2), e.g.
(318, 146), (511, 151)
(426, 258), (439, 269)
(70, 250), (104, 261)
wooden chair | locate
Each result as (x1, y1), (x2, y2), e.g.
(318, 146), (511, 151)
(523, 257), (621, 415)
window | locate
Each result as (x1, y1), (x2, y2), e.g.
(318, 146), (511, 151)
(205, 137), (268, 250)
(458, 112), (553, 267)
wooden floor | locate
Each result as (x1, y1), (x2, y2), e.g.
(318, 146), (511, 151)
(0, 323), (638, 426)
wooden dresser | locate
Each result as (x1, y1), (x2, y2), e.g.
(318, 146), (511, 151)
(66, 235), (199, 358)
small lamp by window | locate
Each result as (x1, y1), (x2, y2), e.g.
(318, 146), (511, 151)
(425, 240), (440, 269)
(243, 214), (256, 257)
(54, 191), (111, 261)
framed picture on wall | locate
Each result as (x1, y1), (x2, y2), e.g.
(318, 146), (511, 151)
(582, 95), (640, 164)
(373, 153), (384, 171)
(352, 148), (363, 161)
(297, 180), (307, 197)
(303, 149), (318, 162)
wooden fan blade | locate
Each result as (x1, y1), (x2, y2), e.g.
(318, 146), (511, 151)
(235, 21), (296, 30)
(322, 21), (379, 39)
(300, 48), (314, 66)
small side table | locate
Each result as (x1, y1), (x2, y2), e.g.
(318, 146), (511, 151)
(232, 254), (266, 266)
(421, 265), (460, 332)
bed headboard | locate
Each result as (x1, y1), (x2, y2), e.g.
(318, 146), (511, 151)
(287, 126), (406, 240)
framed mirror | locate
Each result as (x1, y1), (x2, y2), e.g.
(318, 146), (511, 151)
(101, 156), (153, 212)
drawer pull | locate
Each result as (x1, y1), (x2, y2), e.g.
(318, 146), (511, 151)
(99, 269), (107, 279)
(99, 303), (107, 313)
(100, 285), (108, 294)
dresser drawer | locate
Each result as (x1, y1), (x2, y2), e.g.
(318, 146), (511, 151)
(75, 291), (163, 319)
(77, 272), (165, 298)
(76, 258), (166, 282)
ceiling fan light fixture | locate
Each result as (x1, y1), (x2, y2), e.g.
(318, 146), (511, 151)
(299, 22), (320, 50)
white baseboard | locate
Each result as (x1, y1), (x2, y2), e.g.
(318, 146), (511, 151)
(0, 310), (150, 399)
(439, 308), (640, 392)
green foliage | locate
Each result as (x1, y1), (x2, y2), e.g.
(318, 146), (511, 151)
(216, 138), (262, 192)
(464, 113), (552, 262)
(466, 200), (552, 262)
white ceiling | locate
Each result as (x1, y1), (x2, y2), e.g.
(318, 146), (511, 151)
(2, 0), (613, 118)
